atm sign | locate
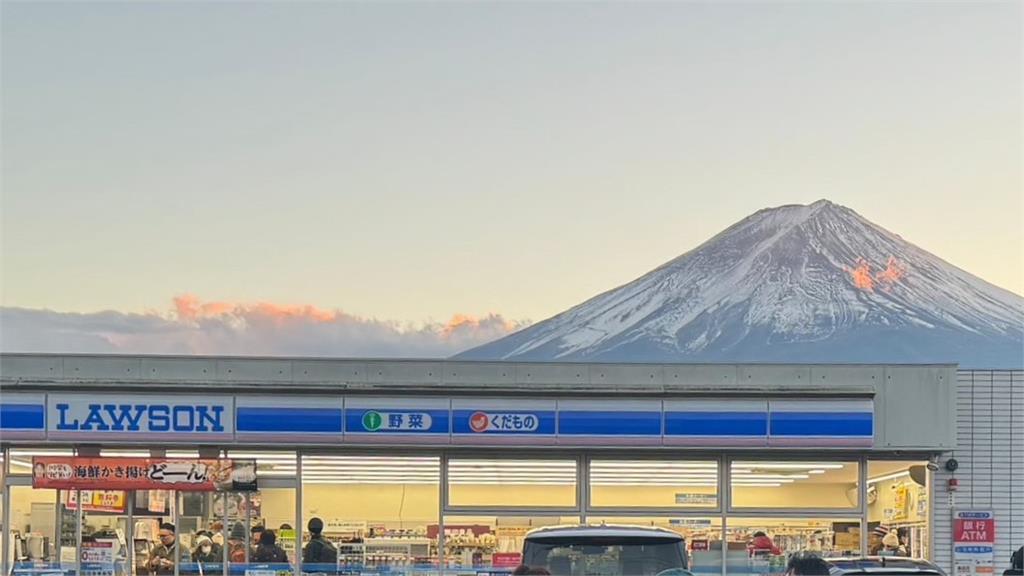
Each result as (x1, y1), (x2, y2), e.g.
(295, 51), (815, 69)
(955, 513), (994, 544)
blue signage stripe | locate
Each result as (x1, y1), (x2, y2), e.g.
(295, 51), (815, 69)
(770, 411), (873, 437)
(559, 410), (661, 436)
(237, 407), (342, 433)
(452, 409), (556, 434)
(665, 411), (767, 436)
(0, 403), (45, 430)
(345, 409), (450, 433)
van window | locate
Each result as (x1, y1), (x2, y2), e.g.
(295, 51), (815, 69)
(523, 536), (688, 576)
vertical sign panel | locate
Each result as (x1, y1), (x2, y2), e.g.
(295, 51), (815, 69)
(953, 510), (995, 576)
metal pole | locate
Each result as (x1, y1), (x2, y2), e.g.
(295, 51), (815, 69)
(859, 457), (869, 556)
(127, 490), (134, 576)
(720, 456), (728, 576)
(173, 492), (179, 576)
(243, 494), (250, 564)
(294, 453), (301, 576)
(2, 474), (10, 576)
(438, 454), (447, 576)
(76, 490), (83, 576)
(221, 493), (228, 576)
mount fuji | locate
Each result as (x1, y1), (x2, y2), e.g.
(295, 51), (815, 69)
(457, 200), (1024, 368)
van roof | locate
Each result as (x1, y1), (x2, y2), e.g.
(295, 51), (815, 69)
(525, 525), (683, 541)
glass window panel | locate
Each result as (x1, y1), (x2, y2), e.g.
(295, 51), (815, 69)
(8, 450), (75, 476)
(589, 459), (718, 508)
(726, 517), (862, 576)
(447, 459), (577, 508)
(226, 451), (297, 478)
(79, 491), (131, 576)
(588, 517), (722, 575)
(8, 486), (65, 576)
(867, 460), (929, 559)
(300, 455), (440, 576)
(729, 460), (859, 509)
(442, 515), (580, 576)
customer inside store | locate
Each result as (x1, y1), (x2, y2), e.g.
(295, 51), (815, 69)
(147, 523), (182, 575)
(252, 529), (289, 563)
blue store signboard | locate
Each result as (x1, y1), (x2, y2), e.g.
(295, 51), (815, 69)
(0, 393), (875, 448)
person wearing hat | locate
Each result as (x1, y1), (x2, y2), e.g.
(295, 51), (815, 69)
(193, 533), (223, 564)
(880, 531), (906, 557)
(302, 517), (338, 567)
(148, 523), (182, 575)
(869, 524), (890, 555)
(228, 523), (248, 563)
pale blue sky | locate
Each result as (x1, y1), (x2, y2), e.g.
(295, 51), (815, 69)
(2, 1), (1020, 324)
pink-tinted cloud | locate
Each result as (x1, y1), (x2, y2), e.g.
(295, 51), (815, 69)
(0, 295), (529, 358)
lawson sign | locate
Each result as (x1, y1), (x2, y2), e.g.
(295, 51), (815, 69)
(47, 395), (234, 440)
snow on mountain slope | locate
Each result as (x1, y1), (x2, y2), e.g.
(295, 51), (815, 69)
(456, 200), (1024, 368)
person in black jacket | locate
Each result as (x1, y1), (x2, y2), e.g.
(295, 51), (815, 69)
(252, 530), (288, 564)
(1004, 546), (1023, 576)
(302, 518), (338, 567)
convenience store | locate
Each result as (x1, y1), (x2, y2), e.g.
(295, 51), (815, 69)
(0, 355), (959, 576)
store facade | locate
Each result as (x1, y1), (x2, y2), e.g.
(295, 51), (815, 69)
(0, 356), (958, 576)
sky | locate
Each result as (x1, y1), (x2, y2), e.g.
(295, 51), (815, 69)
(1, 1), (1021, 356)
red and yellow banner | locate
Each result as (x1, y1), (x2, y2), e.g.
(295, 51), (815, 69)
(32, 457), (257, 491)
(65, 489), (127, 513)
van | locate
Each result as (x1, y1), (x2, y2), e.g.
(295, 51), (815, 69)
(521, 525), (693, 576)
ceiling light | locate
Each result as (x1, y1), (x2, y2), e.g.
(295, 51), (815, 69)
(867, 471), (911, 484)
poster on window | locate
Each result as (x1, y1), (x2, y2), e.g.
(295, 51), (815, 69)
(65, 490), (127, 513)
(953, 510), (995, 576)
(33, 457), (257, 491)
(80, 541), (116, 576)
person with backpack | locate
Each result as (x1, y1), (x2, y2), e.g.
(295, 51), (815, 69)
(302, 518), (338, 569)
(252, 530), (289, 564)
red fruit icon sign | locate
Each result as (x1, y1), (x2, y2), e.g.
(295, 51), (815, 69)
(469, 412), (490, 433)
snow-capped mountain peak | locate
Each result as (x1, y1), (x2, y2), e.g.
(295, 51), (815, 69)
(457, 200), (1024, 368)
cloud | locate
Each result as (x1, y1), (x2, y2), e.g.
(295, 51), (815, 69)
(0, 295), (529, 358)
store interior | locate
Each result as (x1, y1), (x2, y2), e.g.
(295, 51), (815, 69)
(2, 449), (930, 576)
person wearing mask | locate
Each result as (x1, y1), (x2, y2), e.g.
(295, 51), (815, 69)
(193, 533), (222, 564)
(786, 554), (831, 576)
(749, 531), (782, 556)
(148, 523), (181, 575)
(302, 518), (338, 567)
(252, 530), (289, 564)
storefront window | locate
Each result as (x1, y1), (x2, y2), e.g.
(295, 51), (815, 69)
(587, 517), (723, 575)
(447, 459), (577, 509)
(441, 515), (580, 576)
(589, 459), (719, 509)
(8, 450), (74, 476)
(8, 485), (65, 576)
(300, 455), (440, 575)
(866, 460), (929, 559)
(729, 460), (859, 509)
(725, 517), (861, 576)
(77, 489), (131, 576)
